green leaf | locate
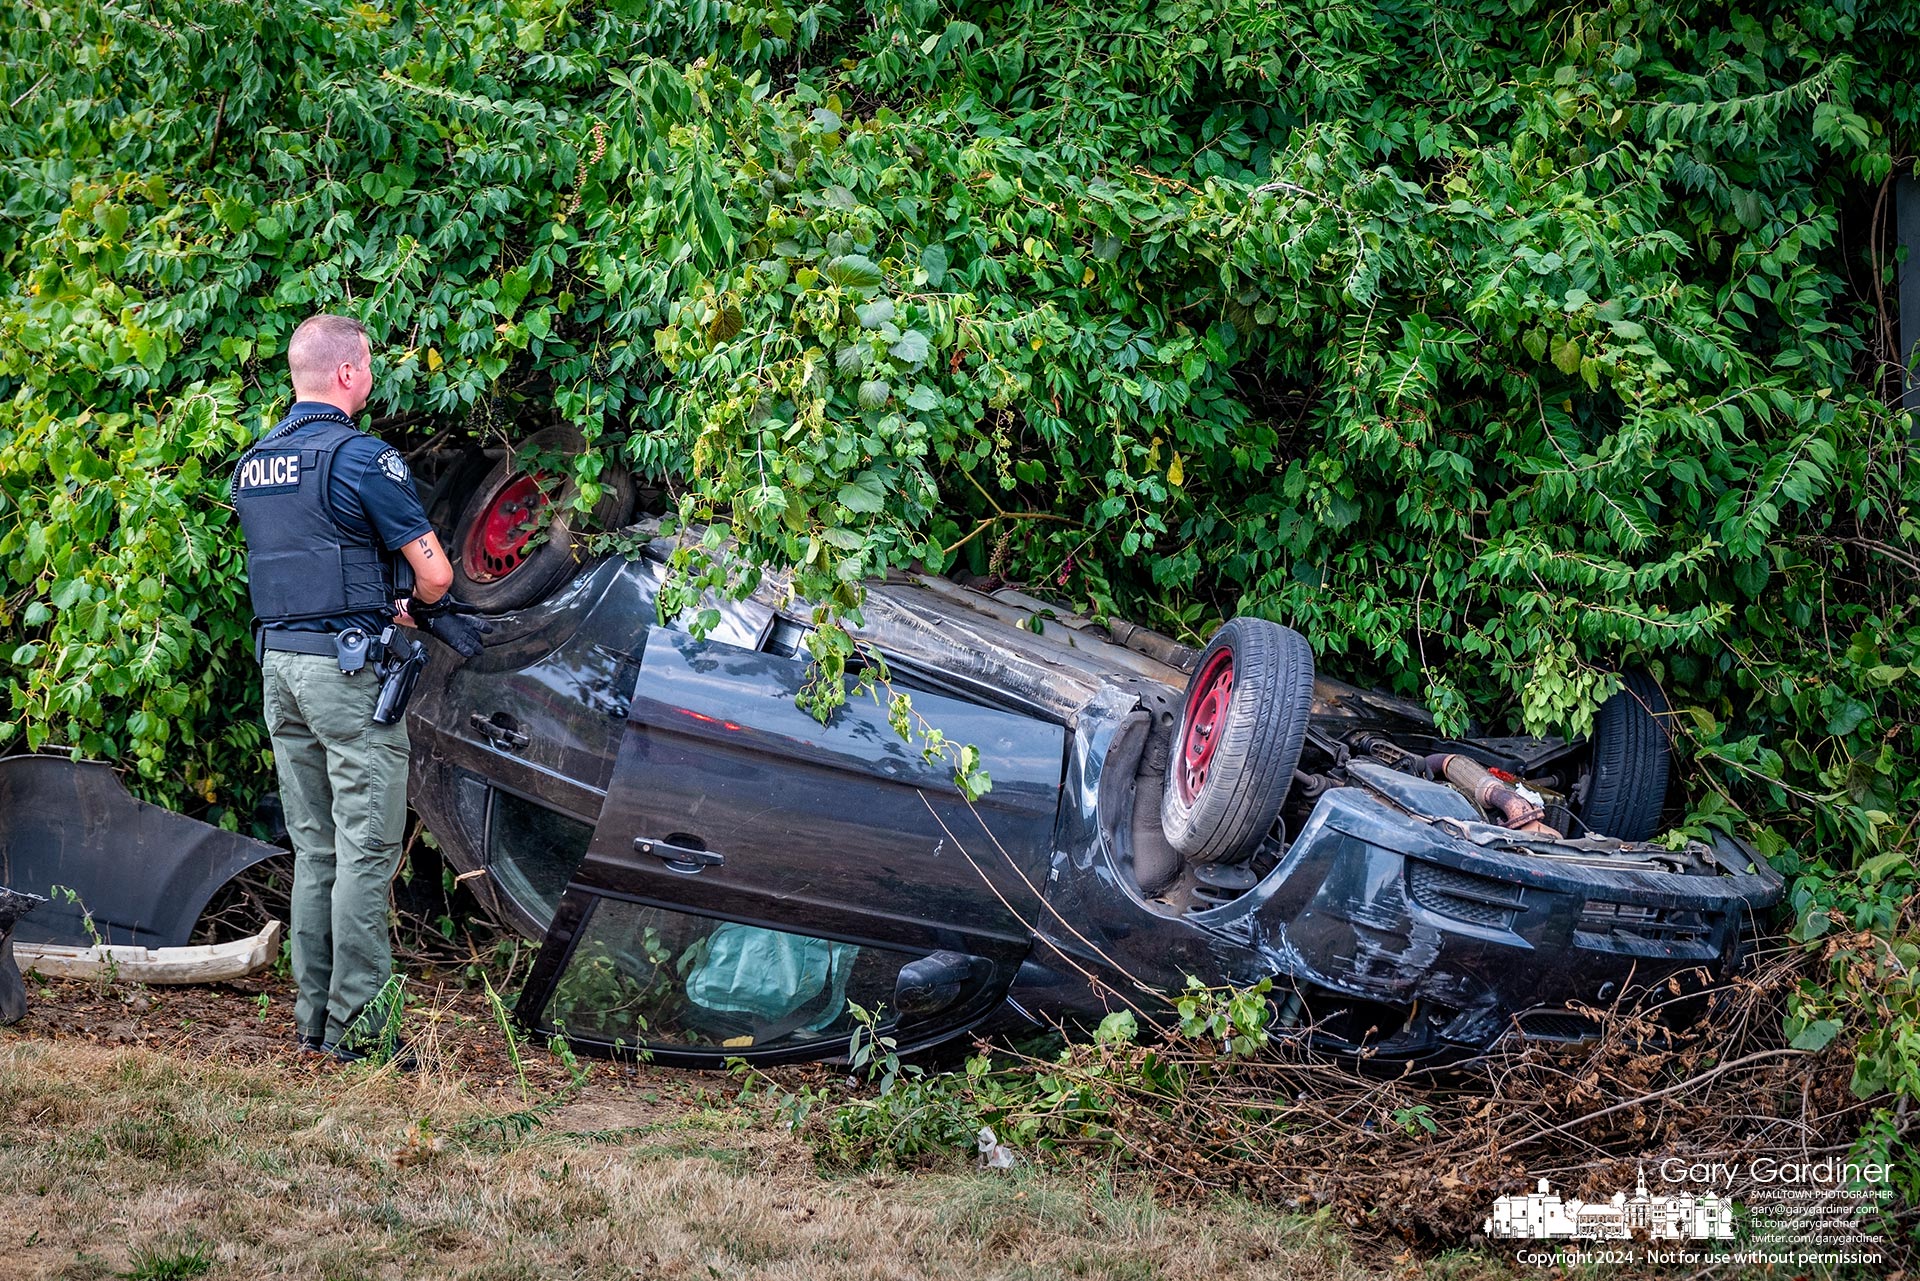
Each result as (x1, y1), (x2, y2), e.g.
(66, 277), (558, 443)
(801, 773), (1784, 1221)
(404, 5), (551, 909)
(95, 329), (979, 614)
(131, 332), (166, 371)
(857, 379), (891, 410)
(919, 243), (949, 287)
(888, 331), (930, 364)
(837, 471), (887, 514)
(1825, 699), (1872, 737)
(824, 255), (884, 289)
(1788, 1019), (1841, 1051)
(1550, 334), (1582, 374)
(97, 204), (130, 243)
(498, 269), (533, 321)
(822, 527), (865, 550)
(1859, 848), (1907, 884)
(1732, 556), (1769, 599)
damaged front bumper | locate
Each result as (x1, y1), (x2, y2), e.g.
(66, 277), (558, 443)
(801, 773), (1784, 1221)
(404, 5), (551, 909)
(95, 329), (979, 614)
(1242, 784), (1783, 1057)
(12, 920), (284, 986)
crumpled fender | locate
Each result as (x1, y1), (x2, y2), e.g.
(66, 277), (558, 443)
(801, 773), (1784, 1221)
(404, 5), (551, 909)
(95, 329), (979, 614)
(0, 756), (285, 948)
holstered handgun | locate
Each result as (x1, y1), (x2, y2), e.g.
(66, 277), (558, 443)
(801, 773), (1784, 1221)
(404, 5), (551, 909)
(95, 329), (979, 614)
(371, 627), (428, 726)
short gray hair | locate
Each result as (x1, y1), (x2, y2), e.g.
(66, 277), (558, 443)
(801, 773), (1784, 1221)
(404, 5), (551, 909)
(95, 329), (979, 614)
(287, 313), (370, 388)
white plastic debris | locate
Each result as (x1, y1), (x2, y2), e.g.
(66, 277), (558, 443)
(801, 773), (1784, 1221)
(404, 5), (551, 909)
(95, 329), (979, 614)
(976, 1126), (1016, 1170)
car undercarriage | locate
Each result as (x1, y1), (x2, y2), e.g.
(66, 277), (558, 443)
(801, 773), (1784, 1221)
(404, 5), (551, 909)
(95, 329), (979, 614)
(388, 502), (1782, 1065)
(0, 439), (1786, 1065)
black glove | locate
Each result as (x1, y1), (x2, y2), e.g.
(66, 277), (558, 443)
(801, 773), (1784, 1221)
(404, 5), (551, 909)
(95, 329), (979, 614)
(404, 595), (492, 658)
(424, 611), (491, 658)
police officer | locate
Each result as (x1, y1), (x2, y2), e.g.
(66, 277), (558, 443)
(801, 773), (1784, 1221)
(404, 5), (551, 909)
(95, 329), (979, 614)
(232, 313), (487, 1061)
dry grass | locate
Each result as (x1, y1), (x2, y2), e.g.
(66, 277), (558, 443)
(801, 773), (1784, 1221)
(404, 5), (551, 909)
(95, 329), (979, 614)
(0, 1036), (1453, 1281)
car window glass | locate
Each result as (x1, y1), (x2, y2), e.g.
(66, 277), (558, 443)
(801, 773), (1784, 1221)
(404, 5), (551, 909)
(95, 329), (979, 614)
(540, 898), (909, 1054)
(487, 790), (593, 925)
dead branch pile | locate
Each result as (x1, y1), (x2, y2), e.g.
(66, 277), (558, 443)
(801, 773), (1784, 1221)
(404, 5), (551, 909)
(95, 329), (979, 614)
(975, 943), (1892, 1246)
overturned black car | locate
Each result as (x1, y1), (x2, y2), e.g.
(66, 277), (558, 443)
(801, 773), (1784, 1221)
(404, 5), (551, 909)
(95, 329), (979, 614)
(398, 441), (1783, 1067)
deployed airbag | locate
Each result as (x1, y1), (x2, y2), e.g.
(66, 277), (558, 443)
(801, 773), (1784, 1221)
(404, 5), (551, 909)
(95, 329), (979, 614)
(687, 924), (859, 1036)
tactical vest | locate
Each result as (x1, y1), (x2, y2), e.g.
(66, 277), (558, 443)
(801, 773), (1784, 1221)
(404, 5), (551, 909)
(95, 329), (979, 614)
(231, 412), (399, 626)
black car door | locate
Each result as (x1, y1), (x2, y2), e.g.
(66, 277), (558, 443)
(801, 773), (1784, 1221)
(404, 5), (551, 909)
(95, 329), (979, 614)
(516, 627), (1069, 1063)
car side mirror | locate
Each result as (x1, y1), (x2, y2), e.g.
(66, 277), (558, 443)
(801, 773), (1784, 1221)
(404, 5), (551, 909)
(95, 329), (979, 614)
(893, 950), (985, 1020)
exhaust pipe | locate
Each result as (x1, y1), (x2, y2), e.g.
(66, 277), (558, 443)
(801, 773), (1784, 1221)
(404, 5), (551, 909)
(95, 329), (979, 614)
(1426, 754), (1560, 838)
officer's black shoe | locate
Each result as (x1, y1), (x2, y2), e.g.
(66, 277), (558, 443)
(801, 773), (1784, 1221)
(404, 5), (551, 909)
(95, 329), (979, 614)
(324, 1039), (419, 1072)
(294, 1032), (325, 1055)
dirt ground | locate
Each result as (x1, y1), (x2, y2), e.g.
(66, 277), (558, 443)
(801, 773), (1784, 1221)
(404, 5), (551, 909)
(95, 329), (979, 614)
(9, 968), (589, 1100)
(0, 971), (1499, 1281)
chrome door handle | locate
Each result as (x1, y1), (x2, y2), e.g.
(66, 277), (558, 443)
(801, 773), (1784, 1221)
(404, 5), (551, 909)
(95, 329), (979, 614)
(634, 837), (724, 871)
(468, 711), (529, 750)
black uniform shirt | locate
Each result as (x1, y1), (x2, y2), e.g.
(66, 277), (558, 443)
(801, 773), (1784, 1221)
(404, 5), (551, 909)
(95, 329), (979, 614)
(275, 401), (434, 636)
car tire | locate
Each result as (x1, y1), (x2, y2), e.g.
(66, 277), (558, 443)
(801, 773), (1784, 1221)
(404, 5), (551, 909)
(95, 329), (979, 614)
(1578, 670), (1672, 841)
(422, 445), (496, 541)
(450, 426), (633, 613)
(1160, 617), (1315, 865)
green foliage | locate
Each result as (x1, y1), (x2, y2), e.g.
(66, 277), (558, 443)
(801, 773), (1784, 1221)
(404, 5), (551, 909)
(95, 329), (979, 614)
(481, 973), (538, 1106)
(1177, 976), (1274, 1057)
(1, 0), (1918, 1150)
(332, 972), (408, 1063)
(814, 981), (1281, 1167)
(547, 928), (678, 1042)
(1391, 1104), (1440, 1138)
(122, 1241), (213, 1281)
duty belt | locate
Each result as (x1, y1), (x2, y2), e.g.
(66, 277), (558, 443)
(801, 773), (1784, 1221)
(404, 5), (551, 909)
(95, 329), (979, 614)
(258, 630), (345, 657)
(256, 627), (387, 667)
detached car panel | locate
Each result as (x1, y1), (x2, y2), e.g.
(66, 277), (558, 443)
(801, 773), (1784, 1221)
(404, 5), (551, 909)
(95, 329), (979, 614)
(0, 756), (284, 949)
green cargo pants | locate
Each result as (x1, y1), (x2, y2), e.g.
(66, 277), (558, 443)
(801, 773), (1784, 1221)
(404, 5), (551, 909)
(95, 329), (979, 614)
(261, 650), (410, 1047)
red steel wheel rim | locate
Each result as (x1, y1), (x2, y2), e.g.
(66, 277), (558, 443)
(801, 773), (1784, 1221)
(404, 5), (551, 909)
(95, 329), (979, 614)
(1175, 648), (1235, 805)
(463, 473), (549, 582)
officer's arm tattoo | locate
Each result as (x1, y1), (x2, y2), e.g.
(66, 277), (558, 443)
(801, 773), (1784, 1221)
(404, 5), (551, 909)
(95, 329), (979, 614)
(417, 537), (434, 560)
